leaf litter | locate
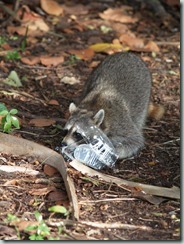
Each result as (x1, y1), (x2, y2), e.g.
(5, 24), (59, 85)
(0, 0), (180, 240)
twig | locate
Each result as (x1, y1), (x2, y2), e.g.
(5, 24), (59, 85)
(47, 219), (153, 232)
(79, 221), (153, 231)
(79, 197), (137, 205)
(155, 41), (180, 46)
(0, 165), (39, 176)
(159, 138), (180, 145)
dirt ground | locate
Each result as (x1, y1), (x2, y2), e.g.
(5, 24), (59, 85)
(0, 0), (180, 240)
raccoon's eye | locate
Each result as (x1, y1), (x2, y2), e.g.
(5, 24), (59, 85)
(73, 131), (83, 141)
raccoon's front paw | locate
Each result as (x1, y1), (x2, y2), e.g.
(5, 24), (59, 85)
(116, 145), (140, 159)
(111, 136), (144, 159)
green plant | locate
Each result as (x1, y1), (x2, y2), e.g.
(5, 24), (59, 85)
(0, 103), (20, 133)
(3, 70), (23, 87)
(6, 213), (21, 239)
(5, 210), (67, 240)
(67, 54), (81, 65)
(0, 36), (6, 46)
(48, 205), (68, 216)
(20, 26), (28, 51)
(6, 50), (21, 60)
(26, 211), (50, 240)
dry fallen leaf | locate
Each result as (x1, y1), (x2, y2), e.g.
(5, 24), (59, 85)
(7, 26), (29, 36)
(47, 190), (68, 201)
(144, 41), (160, 53)
(0, 60), (9, 73)
(119, 33), (145, 50)
(7, 5), (49, 36)
(110, 22), (128, 35)
(99, 7), (138, 23)
(89, 42), (124, 54)
(63, 4), (89, 15)
(89, 60), (100, 68)
(10, 220), (39, 233)
(21, 56), (40, 65)
(29, 118), (56, 127)
(40, 55), (64, 66)
(69, 48), (95, 61)
(40, 0), (64, 16)
(4, 179), (18, 186)
(1, 43), (12, 50)
(44, 164), (59, 176)
(29, 186), (56, 196)
(21, 55), (64, 66)
(48, 99), (60, 105)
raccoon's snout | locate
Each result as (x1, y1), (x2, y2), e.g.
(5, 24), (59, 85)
(61, 142), (67, 147)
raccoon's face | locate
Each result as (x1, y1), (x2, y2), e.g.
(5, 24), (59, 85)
(62, 103), (105, 147)
(62, 119), (85, 146)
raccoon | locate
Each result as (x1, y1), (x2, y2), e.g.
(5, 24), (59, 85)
(62, 52), (152, 159)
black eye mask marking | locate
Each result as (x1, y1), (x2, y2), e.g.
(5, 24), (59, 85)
(61, 129), (68, 136)
(73, 131), (83, 141)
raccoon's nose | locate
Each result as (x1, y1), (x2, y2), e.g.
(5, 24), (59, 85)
(61, 142), (67, 147)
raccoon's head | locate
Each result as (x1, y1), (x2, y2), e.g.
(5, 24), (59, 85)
(62, 103), (105, 147)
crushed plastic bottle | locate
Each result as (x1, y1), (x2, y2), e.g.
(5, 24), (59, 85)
(60, 124), (118, 170)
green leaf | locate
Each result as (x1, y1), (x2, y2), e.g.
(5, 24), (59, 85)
(6, 50), (21, 60)
(3, 70), (22, 87)
(6, 213), (19, 222)
(3, 120), (12, 133)
(10, 109), (18, 115)
(48, 205), (68, 215)
(1, 116), (6, 125)
(35, 235), (44, 240)
(5, 113), (11, 123)
(0, 110), (8, 116)
(29, 234), (44, 240)
(25, 225), (37, 231)
(0, 36), (6, 46)
(20, 26), (28, 51)
(10, 35), (18, 40)
(37, 224), (50, 236)
(34, 211), (43, 222)
(0, 103), (7, 112)
(11, 116), (20, 129)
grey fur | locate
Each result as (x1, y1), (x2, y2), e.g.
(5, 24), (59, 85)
(63, 52), (152, 159)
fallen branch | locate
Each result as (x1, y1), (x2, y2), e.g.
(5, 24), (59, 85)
(79, 221), (153, 231)
(70, 160), (180, 200)
(79, 197), (137, 205)
(0, 132), (79, 220)
(0, 165), (39, 176)
(46, 218), (151, 231)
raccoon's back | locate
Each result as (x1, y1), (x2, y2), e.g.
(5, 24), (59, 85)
(86, 52), (151, 94)
(84, 52), (151, 114)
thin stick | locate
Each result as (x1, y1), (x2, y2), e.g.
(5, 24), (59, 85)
(79, 197), (137, 204)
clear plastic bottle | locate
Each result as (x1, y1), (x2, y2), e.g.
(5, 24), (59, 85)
(60, 124), (118, 170)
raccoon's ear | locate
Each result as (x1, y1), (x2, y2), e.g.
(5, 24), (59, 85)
(69, 103), (77, 114)
(93, 109), (105, 126)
